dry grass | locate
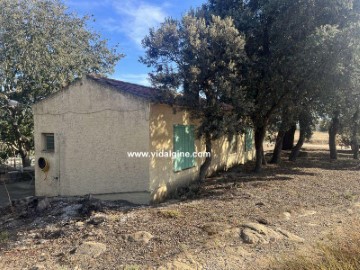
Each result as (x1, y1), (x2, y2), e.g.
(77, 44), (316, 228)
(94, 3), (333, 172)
(265, 131), (329, 151)
(123, 265), (141, 270)
(274, 232), (360, 270)
(158, 209), (183, 218)
(308, 131), (329, 145)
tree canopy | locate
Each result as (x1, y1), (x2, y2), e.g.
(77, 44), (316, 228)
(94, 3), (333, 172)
(141, 12), (250, 181)
(143, 0), (360, 176)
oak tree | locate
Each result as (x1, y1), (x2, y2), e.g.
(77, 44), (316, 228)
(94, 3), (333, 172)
(0, 0), (122, 166)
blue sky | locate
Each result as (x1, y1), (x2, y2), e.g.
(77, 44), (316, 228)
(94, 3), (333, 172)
(64, 0), (205, 86)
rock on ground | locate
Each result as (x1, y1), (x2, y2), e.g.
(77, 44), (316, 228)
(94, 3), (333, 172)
(240, 222), (304, 244)
(122, 231), (154, 244)
(75, 241), (107, 258)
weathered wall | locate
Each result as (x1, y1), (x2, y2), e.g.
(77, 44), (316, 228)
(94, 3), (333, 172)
(149, 104), (255, 202)
(33, 78), (151, 201)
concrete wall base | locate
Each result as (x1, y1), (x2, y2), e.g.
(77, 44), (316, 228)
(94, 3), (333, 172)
(92, 191), (151, 205)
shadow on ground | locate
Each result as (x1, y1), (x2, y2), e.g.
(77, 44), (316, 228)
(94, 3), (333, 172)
(0, 148), (358, 243)
(190, 148), (359, 200)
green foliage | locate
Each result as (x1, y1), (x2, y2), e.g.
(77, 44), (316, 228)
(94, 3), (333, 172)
(0, 231), (9, 243)
(141, 11), (251, 178)
(0, 144), (11, 164)
(0, 104), (34, 166)
(158, 209), (183, 218)
(340, 124), (360, 147)
(140, 0), (360, 170)
(206, 0), (360, 168)
(0, 0), (122, 102)
(0, 0), (122, 165)
(141, 12), (250, 138)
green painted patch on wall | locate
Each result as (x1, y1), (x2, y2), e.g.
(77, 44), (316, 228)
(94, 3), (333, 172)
(173, 125), (195, 172)
(245, 128), (253, 151)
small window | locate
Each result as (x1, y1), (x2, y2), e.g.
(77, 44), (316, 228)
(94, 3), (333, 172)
(173, 125), (195, 172)
(43, 133), (55, 152)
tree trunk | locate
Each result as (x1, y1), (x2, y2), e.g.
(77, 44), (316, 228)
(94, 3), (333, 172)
(352, 137), (359, 160)
(262, 150), (267, 165)
(289, 126), (306, 161)
(254, 125), (267, 173)
(19, 150), (31, 168)
(270, 130), (286, 164)
(329, 112), (340, 160)
(199, 133), (212, 182)
(282, 124), (296, 150)
(351, 109), (359, 160)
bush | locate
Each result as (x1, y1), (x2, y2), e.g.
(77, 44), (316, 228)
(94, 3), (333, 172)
(0, 231), (9, 243)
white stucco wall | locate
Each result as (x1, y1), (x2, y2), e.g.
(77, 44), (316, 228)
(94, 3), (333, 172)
(33, 78), (151, 201)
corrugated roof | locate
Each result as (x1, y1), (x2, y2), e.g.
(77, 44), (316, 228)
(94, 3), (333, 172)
(87, 74), (157, 101)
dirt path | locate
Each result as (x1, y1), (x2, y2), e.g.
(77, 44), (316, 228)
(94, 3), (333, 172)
(0, 148), (359, 270)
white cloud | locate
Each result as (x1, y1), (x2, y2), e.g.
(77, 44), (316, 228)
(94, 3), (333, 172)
(116, 73), (151, 86)
(102, 1), (167, 46)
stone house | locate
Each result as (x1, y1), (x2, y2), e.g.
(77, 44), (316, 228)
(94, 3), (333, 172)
(33, 75), (254, 204)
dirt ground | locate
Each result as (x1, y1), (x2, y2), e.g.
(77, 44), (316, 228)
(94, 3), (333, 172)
(0, 181), (35, 206)
(0, 146), (359, 270)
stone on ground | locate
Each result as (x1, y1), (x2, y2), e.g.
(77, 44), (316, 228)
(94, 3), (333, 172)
(75, 241), (107, 258)
(240, 222), (304, 244)
(123, 231), (154, 244)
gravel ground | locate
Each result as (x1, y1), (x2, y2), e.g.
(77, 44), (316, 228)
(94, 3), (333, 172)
(0, 147), (359, 270)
